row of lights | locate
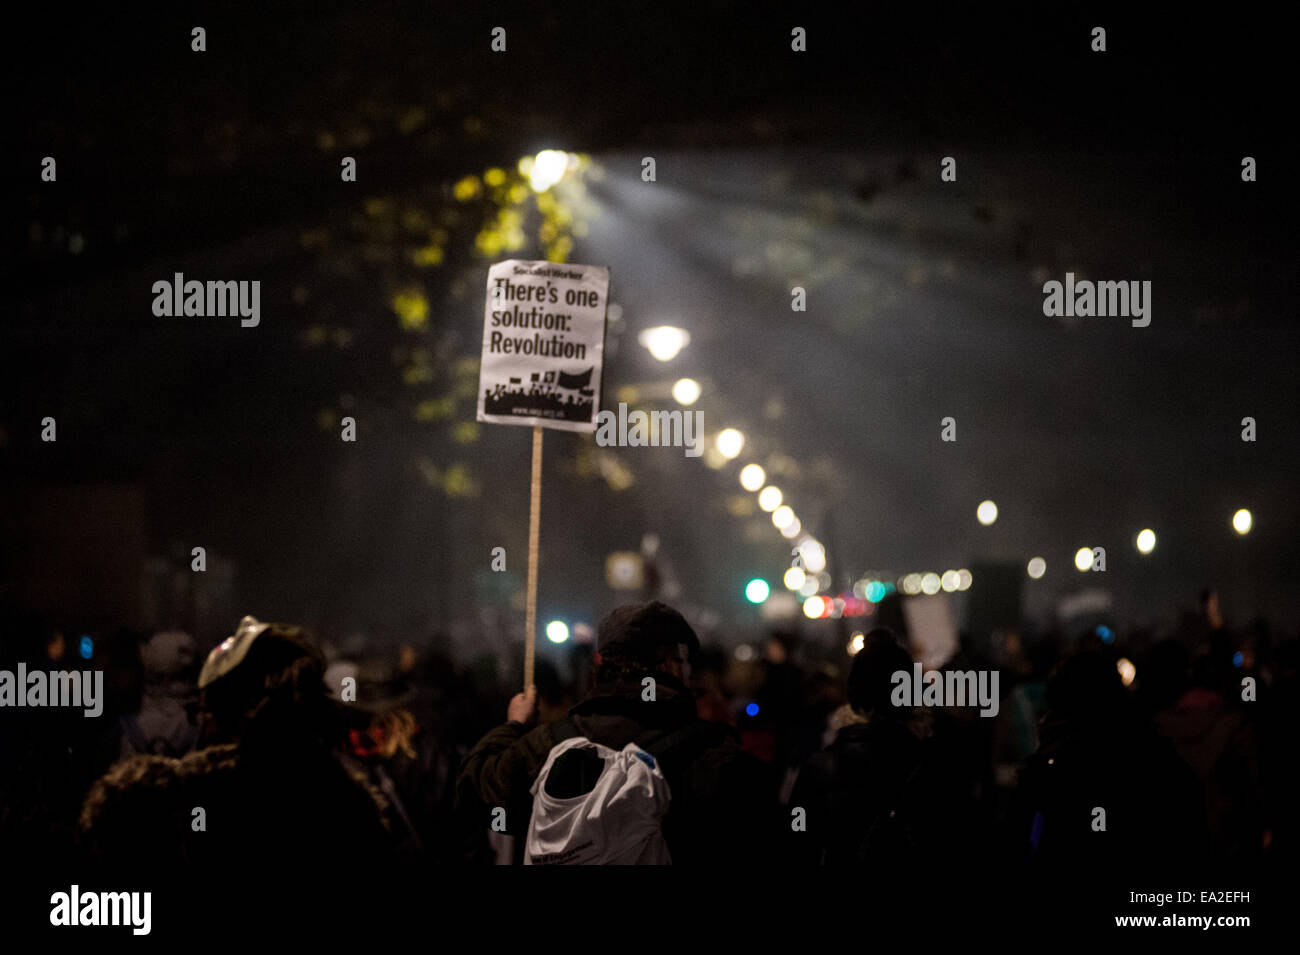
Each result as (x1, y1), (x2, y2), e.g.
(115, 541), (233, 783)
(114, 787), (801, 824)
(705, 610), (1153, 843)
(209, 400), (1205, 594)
(845, 627), (1139, 688)
(635, 326), (824, 599)
(844, 628), (1140, 689)
(748, 498), (1256, 610)
(978, 500), (1255, 580)
(636, 325), (1259, 610)
(900, 569), (972, 595)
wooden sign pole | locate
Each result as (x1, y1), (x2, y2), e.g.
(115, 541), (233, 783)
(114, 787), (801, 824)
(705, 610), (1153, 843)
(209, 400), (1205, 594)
(523, 424), (543, 689)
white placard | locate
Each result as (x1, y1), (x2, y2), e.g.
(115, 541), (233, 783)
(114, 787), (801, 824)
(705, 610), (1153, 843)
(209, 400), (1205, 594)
(476, 259), (609, 433)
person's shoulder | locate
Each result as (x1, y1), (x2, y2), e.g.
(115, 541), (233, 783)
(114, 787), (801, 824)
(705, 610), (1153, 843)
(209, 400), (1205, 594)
(84, 749), (188, 804)
(175, 742), (241, 778)
(79, 748), (213, 838)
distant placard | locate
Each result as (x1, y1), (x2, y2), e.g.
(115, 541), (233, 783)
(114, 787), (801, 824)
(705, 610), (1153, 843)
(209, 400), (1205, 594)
(477, 259), (609, 433)
(902, 594), (959, 670)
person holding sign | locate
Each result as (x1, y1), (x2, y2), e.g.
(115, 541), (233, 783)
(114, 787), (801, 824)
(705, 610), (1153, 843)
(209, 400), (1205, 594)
(456, 602), (775, 865)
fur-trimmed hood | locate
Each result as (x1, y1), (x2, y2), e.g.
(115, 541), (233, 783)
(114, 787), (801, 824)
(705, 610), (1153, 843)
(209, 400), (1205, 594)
(79, 740), (393, 872)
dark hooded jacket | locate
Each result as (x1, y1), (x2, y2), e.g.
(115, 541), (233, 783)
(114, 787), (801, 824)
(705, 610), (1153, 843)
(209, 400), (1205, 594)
(787, 716), (933, 866)
(457, 676), (774, 865)
(79, 722), (393, 877)
(1012, 710), (1207, 874)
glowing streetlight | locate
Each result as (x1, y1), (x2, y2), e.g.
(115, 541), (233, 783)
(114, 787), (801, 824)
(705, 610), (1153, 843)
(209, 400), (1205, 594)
(716, 428), (745, 460)
(797, 538), (826, 574)
(803, 596), (826, 619)
(637, 326), (690, 362)
(671, 378), (701, 405)
(739, 464), (765, 491)
(528, 150), (570, 192)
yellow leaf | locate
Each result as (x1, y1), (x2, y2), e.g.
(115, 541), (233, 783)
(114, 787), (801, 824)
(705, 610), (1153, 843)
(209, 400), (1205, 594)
(392, 290), (429, 329)
(453, 175), (482, 202)
(410, 245), (445, 267)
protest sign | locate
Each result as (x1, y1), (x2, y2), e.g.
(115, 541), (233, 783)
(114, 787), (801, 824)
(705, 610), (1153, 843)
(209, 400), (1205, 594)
(477, 259), (609, 432)
(476, 259), (610, 687)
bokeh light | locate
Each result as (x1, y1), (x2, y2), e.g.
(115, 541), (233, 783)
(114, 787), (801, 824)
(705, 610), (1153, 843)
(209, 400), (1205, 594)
(671, 378), (701, 405)
(744, 578), (770, 603)
(977, 500), (998, 525)
(797, 538), (826, 574)
(1233, 509), (1253, 535)
(739, 463), (766, 491)
(637, 326), (690, 362)
(716, 428), (745, 460)
(1027, 557), (1046, 579)
(802, 595), (826, 618)
(528, 150), (570, 191)
(758, 486), (783, 511)
(545, 620), (570, 644)
(1136, 528), (1156, 554)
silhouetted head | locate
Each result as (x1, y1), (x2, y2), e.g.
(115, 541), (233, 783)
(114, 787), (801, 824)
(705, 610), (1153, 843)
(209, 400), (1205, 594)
(1045, 650), (1126, 724)
(595, 601), (699, 685)
(847, 628), (913, 718)
(198, 615), (328, 742)
(1137, 639), (1189, 712)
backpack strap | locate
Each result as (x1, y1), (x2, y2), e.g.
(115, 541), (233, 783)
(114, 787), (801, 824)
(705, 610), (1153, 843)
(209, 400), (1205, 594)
(640, 723), (715, 771)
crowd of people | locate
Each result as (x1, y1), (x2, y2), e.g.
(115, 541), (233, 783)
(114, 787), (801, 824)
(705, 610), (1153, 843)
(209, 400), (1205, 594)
(1, 588), (1294, 882)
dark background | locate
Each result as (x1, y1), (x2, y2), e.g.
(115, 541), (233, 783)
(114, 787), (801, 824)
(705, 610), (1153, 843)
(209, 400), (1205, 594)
(5, 1), (1297, 657)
